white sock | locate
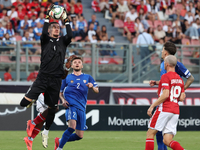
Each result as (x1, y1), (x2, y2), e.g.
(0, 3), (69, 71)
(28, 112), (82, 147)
(28, 137), (33, 141)
(57, 148), (62, 150)
(43, 129), (49, 135)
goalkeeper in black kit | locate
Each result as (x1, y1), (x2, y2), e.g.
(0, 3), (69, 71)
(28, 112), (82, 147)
(20, 4), (72, 150)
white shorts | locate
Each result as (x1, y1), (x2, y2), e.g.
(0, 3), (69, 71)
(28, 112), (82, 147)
(148, 110), (179, 136)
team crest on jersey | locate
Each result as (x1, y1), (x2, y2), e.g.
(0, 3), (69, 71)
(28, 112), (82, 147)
(83, 80), (86, 83)
(71, 80), (74, 83)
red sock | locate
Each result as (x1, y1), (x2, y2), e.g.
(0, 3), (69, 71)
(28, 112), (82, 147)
(31, 127), (41, 139)
(145, 138), (154, 150)
(33, 113), (46, 125)
(170, 140), (184, 150)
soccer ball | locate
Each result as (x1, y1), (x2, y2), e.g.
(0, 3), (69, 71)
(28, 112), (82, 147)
(50, 5), (64, 20)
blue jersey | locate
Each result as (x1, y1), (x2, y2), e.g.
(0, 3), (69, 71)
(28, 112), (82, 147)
(60, 73), (98, 111)
(160, 61), (191, 78)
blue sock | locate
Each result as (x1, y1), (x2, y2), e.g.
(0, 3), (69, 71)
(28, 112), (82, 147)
(156, 131), (167, 150)
(59, 128), (75, 148)
(68, 133), (82, 142)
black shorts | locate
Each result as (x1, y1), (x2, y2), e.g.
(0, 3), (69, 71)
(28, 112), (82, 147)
(25, 73), (62, 108)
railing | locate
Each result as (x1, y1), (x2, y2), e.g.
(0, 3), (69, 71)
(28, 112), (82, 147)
(0, 41), (199, 83)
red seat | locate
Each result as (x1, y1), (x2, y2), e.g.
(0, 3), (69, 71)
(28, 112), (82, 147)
(182, 38), (190, 45)
(75, 36), (82, 41)
(181, 38), (193, 56)
(164, 20), (172, 26)
(151, 54), (161, 65)
(15, 35), (22, 41)
(31, 56), (40, 63)
(132, 37), (137, 44)
(154, 20), (163, 28)
(175, 4), (183, 10)
(21, 56), (31, 63)
(147, 20), (153, 28)
(83, 57), (91, 64)
(114, 19), (124, 28)
(0, 56), (12, 63)
(113, 56), (123, 64)
(191, 39), (200, 45)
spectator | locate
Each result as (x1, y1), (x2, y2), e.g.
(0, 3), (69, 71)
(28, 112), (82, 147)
(154, 25), (166, 41)
(26, 0), (40, 12)
(5, 22), (15, 39)
(137, 0), (147, 14)
(91, 0), (101, 12)
(172, 18), (181, 28)
(98, 25), (108, 41)
(33, 22), (43, 41)
(4, 66), (12, 81)
(165, 26), (173, 41)
(12, 0), (26, 11)
(163, 20), (171, 32)
(0, 8), (7, 18)
(130, 0), (143, 9)
(0, 22), (6, 40)
(99, 0), (109, 13)
(18, 15), (31, 36)
(88, 23), (96, 42)
(38, 5), (46, 17)
(124, 17), (136, 42)
(155, 38), (164, 56)
(22, 31), (37, 55)
(17, 4), (26, 20)
(70, 17), (79, 38)
(70, 0), (76, 11)
(184, 22), (199, 39)
(0, 0), (12, 10)
(100, 35), (109, 56)
(138, 8), (149, 30)
(180, 5), (187, 20)
(2, 33), (15, 54)
(186, 1), (195, 15)
(195, 10), (200, 20)
(125, 7), (138, 22)
(29, 15), (37, 28)
(27, 65), (39, 82)
(147, 0), (159, 21)
(28, 6), (38, 19)
(118, 0), (129, 20)
(62, 0), (71, 13)
(166, 3), (179, 21)
(136, 30), (154, 73)
(88, 14), (100, 31)
(29, 27), (34, 39)
(40, 0), (51, 12)
(90, 34), (97, 43)
(184, 11), (194, 25)
(35, 12), (45, 25)
(0, 15), (9, 27)
(196, 2), (200, 15)
(135, 17), (144, 34)
(147, 27), (155, 40)
(74, 0), (83, 16)
(68, 5), (77, 21)
(159, 0), (168, 13)
(7, 6), (18, 20)
(171, 27), (184, 44)
(77, 16), (87, 40)
(108, 35), (117, 56)
(109, 0), (119, 26)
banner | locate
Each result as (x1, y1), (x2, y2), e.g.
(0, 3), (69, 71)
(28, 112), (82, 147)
(0, 105), (31, 130)
(112, 87), (200, 105)
(33, 105), (200, 131)
(0, 85), (110, 104)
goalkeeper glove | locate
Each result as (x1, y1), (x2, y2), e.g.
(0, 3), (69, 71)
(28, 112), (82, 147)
(45, 4), (54, 20)
(62, 8), (70, 25)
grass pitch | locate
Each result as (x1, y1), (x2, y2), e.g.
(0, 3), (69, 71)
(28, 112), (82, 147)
(0, 131), (199, 150)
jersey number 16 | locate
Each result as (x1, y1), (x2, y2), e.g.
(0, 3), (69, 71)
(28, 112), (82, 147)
(170, 86), (181, 103)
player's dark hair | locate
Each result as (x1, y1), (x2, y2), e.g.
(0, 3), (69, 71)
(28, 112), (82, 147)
(49, 22), (59, 26)
(163, 41), (177, 55)
(5, 66), (10, 72)
(35, 65), (39, 71)
(71, 56), (83, 63)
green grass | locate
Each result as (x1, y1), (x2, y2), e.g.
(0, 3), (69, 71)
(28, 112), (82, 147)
(0, 131), (199, 150)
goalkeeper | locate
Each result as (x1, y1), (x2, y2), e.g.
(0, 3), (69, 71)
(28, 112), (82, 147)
(19, 4), (73, 149)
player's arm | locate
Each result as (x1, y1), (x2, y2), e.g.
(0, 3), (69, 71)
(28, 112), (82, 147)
(149, 80), (160, 87)
(147, 89), (169, 117)
(62, 8), (72, 46)
(60, 79), (69, 108)
(179, 92), (186, 102)
(184, 74), (194, 90)
(86, 83), (99, 93)
(61, 55), (76, 79)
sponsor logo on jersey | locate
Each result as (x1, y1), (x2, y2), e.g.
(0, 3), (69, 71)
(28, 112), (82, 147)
(83, 80), (86, 83)
(71, 80), (74, 83)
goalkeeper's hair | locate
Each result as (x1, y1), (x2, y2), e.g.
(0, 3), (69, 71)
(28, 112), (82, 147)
(71, 56), (83, 63)
(163, 41), (177, 55)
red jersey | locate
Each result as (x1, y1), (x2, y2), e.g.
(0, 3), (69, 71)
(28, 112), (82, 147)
(17, 10), (26, 20)
(62, 2), (71, 12)
(4, 72), (12, 81)
(124, 21), (135, 33)
(136, 5), (148, 14)
(74, 4), (83, 14)
(28, 11), (38, 19)
(27, 71), (38, 82)
(27, 2), (40, 12)
(157, 71), (185, 114)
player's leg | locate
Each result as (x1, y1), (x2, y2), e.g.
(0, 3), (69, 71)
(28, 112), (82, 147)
(162, 114), (184, 150)
(156, 131), (167, 150)
(145, 128), (157, 150)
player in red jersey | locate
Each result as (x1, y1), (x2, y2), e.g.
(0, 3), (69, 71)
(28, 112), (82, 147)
(145, 55), (186, 150)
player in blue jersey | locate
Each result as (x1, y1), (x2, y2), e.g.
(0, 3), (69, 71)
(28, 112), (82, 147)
(54, 56), (99, 150)
(149, 42), (194, 150)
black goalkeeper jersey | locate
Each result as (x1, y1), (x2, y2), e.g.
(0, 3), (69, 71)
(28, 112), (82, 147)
(39, 22), (72, 78)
